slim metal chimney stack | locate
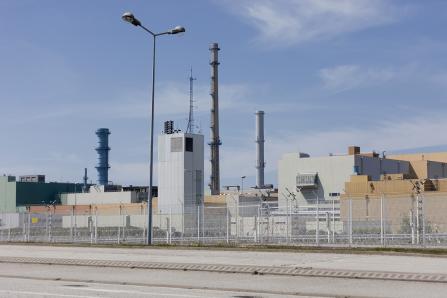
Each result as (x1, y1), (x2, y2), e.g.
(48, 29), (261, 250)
(95, 128), (110, 186)
(83, 168), (88, 193)
(255, 111), (265, 188)
(209, 43), (221, 195)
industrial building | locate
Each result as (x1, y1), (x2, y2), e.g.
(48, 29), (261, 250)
(0, 175), (82, 212)
(278, 146), (413, 209)
(339, 151), (447, 236)
(157, 120), (204, 234)
(341, 175), (447, 235)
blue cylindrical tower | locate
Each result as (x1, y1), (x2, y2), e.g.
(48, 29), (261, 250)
(95, 128), (110, 185)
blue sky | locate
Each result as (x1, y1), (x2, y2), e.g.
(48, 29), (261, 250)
(1, 0), (447, 190)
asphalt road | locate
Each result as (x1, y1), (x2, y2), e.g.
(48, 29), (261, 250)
(0, 244), (446, 297)
(1, 244), (447, 274)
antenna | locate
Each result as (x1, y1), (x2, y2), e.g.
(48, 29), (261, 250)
(186, 68), (197, 133)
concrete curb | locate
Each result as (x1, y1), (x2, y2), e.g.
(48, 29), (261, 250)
(0, 256), (446, 284)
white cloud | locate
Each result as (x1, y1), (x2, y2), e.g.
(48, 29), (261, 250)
(319, 64), (396, 92)
(227, 0), (402, 46)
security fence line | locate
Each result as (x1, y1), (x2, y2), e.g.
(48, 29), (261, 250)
(0, 195), (446, 247)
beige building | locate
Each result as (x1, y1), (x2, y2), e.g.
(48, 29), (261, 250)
(341, 174), (447, 234)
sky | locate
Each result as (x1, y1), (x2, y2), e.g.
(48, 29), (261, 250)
(1, 0), (447, 190)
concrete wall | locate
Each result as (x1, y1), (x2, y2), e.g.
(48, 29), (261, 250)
(64, 191), (139, 205)
(0, 177), (16, 213)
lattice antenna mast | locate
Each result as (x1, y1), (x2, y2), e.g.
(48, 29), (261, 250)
(186, 68), (197, 133)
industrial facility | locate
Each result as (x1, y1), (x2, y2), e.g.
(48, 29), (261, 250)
(3, 40), (447, 247)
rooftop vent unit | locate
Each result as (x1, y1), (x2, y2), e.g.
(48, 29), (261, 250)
(296, 173), (318, 189)
(164, 121), (174, 134)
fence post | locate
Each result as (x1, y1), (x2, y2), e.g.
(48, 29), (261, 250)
(226, 206), (229, 244)
(380, 194), (384, 246)
(316, 201), (320, 246)
(258, 205), (261, 244)
(89, 208), (93, 245)
(410, 209), (415, 245)
(7, 214), (11, 242)
(286, 201), (290, 244)
(122, 208), (126, 242)
(422, 195), (426, 247)
(349, 198), (353, 246)
(332, 197), (336, 244)
(45, 210), (49, 243)
(70, 206), (73, 242)
(143, 203), (147, 244)
(27, 211), (31, 242)
(74, 205), (77, 242)
(48, 210), (52, 243)
(169, 207), (172, 244)
(197, 205), (200, 243)
(117, 205), (121, 244)
(22, 212), (26, 242)
(416, 194), (420, 245)
(236, 199), (239, 242)
(166, 216), (169, 244)
(94, 208), (98, 244)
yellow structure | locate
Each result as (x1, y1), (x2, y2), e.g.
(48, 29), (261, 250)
(341, 173), (447, 233)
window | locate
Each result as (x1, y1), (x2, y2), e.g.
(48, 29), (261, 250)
(185, 137), (193, 152)
(170, 137), (183, 152)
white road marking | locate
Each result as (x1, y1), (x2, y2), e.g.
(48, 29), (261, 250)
(0, 289), (97, 298)
(67, 286), (207, 297)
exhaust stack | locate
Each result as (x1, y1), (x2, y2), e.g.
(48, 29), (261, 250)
(95, 128), (110, 186)
(209, 43), (221, 195)
(255, 111), (265, 188)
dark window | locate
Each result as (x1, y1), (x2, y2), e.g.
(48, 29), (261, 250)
(185, 137), (193, 152)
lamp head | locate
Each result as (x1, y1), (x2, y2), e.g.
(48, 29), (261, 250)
(170, 26), (186, 34)
(122, 12), (141, 26)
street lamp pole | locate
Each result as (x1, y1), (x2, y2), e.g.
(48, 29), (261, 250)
(122, 12), (185, 245)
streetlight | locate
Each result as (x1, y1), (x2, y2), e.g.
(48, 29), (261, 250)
(121, 12), (185, 245)
(240, 176), (246, 193)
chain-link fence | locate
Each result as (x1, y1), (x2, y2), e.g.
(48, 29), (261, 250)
(1, 196), (447, 247)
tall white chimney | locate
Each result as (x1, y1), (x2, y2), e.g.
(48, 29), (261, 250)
(255, 110), (265, 188)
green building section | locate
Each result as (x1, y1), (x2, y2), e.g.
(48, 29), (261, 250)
(0, 176), (82, 212)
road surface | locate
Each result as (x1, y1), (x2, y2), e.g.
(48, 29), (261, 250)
(0, 244), (446, 297)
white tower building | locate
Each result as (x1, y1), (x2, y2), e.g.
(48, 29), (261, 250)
(158, 121), (204, 235)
